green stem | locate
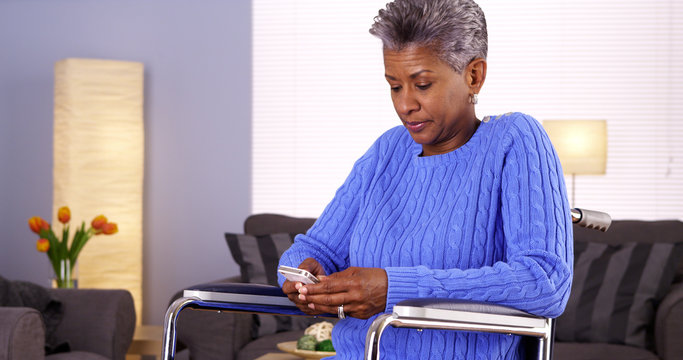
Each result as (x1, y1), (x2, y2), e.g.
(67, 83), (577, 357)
(69, 223), (92, 269)
(42, 228), (61, 276)
(62, 225), (69, 247)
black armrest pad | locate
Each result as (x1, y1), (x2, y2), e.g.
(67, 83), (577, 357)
(186, 282), (287, 297)
(182, 282), (335, 318)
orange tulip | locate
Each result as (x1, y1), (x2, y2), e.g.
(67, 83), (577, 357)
(28, 216), (50, 234)
(91, 215), (107, 230)
(102, 222), (118, 235)
(57, 206), (71, 224)
(36, 238), (50, 252)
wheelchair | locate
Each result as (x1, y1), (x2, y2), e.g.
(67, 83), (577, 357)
(162, 208), (610, 360)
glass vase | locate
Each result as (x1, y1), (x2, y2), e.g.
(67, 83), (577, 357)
(52, 258), (78, 288)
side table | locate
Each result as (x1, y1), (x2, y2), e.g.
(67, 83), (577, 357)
(126, 325), (163, 360)
(255, 353), (301, 360)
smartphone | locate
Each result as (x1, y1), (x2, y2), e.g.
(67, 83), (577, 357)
(278, 265), (320, 284)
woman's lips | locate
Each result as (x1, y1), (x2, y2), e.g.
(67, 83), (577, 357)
(405, 121), (427, 132)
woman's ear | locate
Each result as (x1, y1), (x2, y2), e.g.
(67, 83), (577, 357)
(466, 58), (487, 94)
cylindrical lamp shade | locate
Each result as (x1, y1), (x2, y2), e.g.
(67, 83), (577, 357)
(53, 58), (144, 322)
(543, 120), (607, 175)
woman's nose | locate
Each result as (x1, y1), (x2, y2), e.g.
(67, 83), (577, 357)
(395, 91), (420, 115)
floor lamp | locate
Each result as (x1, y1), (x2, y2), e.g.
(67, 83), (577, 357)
(53, 58), (144, 322)
(542, 120), (607, 207)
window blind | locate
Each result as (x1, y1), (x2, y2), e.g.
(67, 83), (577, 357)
(253, 0), (682, 221)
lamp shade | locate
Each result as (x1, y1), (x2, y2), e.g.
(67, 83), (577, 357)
(543, 120), (607, 175)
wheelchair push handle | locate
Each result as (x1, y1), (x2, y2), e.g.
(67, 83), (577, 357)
(571, 208), (611, 232)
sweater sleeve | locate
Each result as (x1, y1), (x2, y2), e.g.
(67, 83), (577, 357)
(384, 115), (574, 318)
(277, 132), (384, 286)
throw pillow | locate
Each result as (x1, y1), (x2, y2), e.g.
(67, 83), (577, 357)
(225, 233), (295, 286)
(556, 241), (683, 350)
(225, 232), (329, 337)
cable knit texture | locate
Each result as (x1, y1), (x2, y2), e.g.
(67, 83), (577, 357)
(279, 112), (573, 359)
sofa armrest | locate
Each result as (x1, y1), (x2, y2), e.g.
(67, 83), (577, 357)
(0, 307), (45, 360)
(655, 282), (683, 360)
(170, 276), (254, 360)
(48, 288), (135, 360)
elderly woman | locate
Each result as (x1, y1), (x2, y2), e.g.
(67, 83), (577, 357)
(279, 0), (572, 358)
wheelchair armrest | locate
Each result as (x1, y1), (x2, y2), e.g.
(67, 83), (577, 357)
(397, 298), (537, 315)
(393, 298), (547, 329)
(163, 282), (334, 360)
(366, 298), (554, 360)
(181, 282), (329, 316)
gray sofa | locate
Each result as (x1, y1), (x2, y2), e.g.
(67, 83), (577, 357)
(0, 288), (136, 360)
(172, 214), (683, 360)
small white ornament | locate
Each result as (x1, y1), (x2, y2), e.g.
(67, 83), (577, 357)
(304, 321), (334, 342)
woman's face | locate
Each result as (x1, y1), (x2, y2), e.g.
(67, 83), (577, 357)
(383, 46), (481, 156)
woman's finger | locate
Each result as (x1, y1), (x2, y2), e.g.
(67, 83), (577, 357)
(287, 292), (325, 315)
(283, 278), (329, 315)
(282, 280), (300, 295)
(303, 267), (388, 319)
(300, 303), (326, 315)
(299, 258), (326, 277)
(318, 299), (387, 319)
(308, 300), (374, 319)
(307, 302), (341, 316)
(304, 291), (350, 307)
(300, 275), (349, 295)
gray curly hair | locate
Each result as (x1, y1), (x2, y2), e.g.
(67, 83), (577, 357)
(369, 0), (488, 73)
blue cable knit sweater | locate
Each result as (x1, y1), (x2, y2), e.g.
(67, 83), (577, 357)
(278, 112), (573, 359)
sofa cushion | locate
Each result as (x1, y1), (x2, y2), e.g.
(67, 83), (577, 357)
(243, 214), (316, 237)
(226, 232), (327, 337)
(572, 220), (683, 282)
(226, 233), (296, 286)
(554, 342), (658, 360)
(225, 232), (296, 338)
(556, 240), (683, 351)
(46, 351), (109, 360)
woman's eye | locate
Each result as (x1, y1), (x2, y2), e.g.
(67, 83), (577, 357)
(416, 83), (432, 90)
(390, 86), (401, 92)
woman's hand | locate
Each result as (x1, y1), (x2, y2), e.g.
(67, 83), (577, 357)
(298, 267), (388, 319)
(281, 258), (328, 315)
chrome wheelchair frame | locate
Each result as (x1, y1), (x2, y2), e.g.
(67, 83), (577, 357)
(161, 208), (609, 360)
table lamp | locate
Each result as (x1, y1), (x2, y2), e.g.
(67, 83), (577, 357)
(542, 120), (607, 207)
